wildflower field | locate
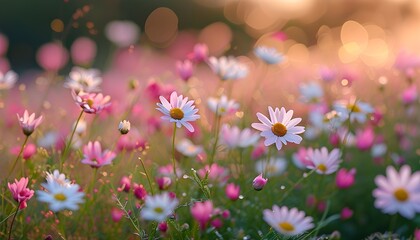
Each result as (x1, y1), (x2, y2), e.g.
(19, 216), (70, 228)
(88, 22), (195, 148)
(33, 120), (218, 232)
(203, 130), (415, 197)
(1, 1), (420, 239)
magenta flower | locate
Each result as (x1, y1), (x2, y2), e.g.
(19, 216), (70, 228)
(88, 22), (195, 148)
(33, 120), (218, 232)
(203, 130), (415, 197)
(336, 168), (356, 189)
(188, 43), (208, 62)
(156, 177), (172, 190)
(176, 59), (194, 81)
(81, 141), (116, 168)
(252, 174), (268, 191)
(133, 184), (147, 201)
(8, 177), (34, 209)
(10, 143), (37, 160)
(72, 91), (111, 114)
(355, 127), (375, 151)
(118, 176), (131, 193)
(340, 207), (353, 220)
(191, 201), (214, 230)
(225, 183), (240, 201)
(401, 85), (418, 105)
(17, 110), (43, 136)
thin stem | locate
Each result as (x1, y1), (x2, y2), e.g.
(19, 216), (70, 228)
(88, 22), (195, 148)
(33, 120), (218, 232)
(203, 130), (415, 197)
(209, 115), (221, 165)
(61, 110), (84, 171)
(139, 157), (154, 195)
(7, 136), (29, 179)
(279, 169), (316, 203)
(172, 123), (178, 181)
(264, 147), (273, 176)
(8, 202), (20, 240)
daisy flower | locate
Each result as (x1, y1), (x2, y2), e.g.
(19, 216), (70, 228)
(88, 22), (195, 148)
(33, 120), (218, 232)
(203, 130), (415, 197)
(0, 70), (18, 90)
(156, 91), (200, 132)
(17, 110), (43, 136)
(64, 67), (102, 93)
(299, 82), (324, 103)
(37, 181), (84, 212)
(251, 107), (305, 151)
(219, 124), (260, 149)
(373, 165), (420, 219)
(81, 141), (116, 168)
(255, 157), (287, 177)
(254, 46), (284, 65)
(72, 91), (111, 114)
(141, 192), (179, 222)
(207, 95), (239, 116)
(306, 147), (341, 175)
(263, 205), (314, 236)
(333, 98), (374, 123)
(207, 56), (248, 81)
(45, 170), (72, 188)
(176, 138), (204, 157)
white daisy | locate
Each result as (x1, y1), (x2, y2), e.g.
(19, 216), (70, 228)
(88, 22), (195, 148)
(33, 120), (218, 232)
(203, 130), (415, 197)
(255, 157), (287, 177)
(156, 91), (200, 132)
(254, 46), (284, 65)
(373, 165), (420, 219)
(219, 124), (260, 149)
(176, 138), (203, 157)
(333, 98), (374, 123)
(65, 67), (102, 92)
(207, 95), (239, 116)
(207, 56), (248, 81)
(141, 192), (179, 222)
(306, 147), (341, 175)
(0, 70), (18, 90)
(299, 82), (323, 103)
(251, 107), (305, 151)
(263, 205), (314, 236)
(37, 181), (84, 212)
(45, 170), (72, 188)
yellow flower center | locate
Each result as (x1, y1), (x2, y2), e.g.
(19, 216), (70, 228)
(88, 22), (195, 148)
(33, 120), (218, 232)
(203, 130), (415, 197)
(394, 188), (409, 202)
(317, 164), (327, 172)
(347, 104), (360, 113)
(279, 222), (295, 232)
(154, 207), (164, 213)
(271, 123), (287, 137)
(54, 193), (67, 202)
(87, 99), (94, 108)
(170, 108), (184, 120)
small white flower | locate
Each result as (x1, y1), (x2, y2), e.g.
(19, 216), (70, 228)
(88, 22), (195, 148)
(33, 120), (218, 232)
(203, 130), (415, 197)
(105, 20), (140, 47)
(208, 56), (248, 81)
(373, 165), (420, 219)
(299, 82), (323, 103)
(207, 95), (239, 116)
(254, 46), (284, 65)
(255, 157), (287, 177)
(0, 70), (18, 90)
(251, 107), (305, 151)
(371, 143), (387, 158)
(263, 205), (314, 236)
(65, 67), (102, 93)
(334, 98), (374, 123)
(220, 124), (259, 149)
(37, 181), (84, 212)
(141, 192), (179, 222)
(176, 138), (203, 157)
(307, 147), (341, 175)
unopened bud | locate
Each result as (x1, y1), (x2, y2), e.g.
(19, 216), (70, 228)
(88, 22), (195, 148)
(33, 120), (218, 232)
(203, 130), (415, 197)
(118, 120), (130, 135)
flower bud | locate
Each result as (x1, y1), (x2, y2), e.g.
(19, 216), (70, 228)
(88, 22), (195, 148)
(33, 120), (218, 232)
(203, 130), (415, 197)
(252, 174), (268, 191)
(118, 120), (130, 135)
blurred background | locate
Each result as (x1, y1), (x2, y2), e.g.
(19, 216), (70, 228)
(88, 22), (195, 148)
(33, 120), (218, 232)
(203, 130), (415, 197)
(2, 0), (420, 73)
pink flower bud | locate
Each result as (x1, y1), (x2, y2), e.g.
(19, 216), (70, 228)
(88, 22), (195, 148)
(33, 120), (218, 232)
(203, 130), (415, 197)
(111, 208), (124, 222)
(336, 168), (356, 189)
(191, 201), (213, 230)
(133, 184), (147, 200)
(71, 37), (97, 66)
(252, 174), (268, 191)
(118, 176), (131, 192)
(158, 222), (168, 233)
(401, 85), (418, 105)
(356, 127), (375, 151)
(211, 218), (222, 229)
(340, 207), (353, 220)
(188, 43), (208, 62)
(225, 183), (240, 201)
(36, 42), (68, 71)
(156, 177), (172, 190)
(176, 59), (194, 81)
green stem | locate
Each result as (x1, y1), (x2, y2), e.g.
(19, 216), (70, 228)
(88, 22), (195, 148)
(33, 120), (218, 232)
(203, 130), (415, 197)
(264, 147), (273, 176)
(209, 116), (221, 165)
(279, 169), (316, 203)
(139, 157), (154, 195)
(61, 110), (84, 171)
(7, 203), (20, 240)
(172, 123), (178, 181)
(7, 136), (29, 179)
